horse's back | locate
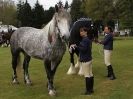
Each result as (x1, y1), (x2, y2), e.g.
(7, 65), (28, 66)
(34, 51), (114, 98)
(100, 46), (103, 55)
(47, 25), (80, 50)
(10, 27), (47, 56)
(11, 27), (39, 38)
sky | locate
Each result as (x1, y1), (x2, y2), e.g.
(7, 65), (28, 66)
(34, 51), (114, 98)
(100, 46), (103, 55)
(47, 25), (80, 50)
(13, 0), (72, 9)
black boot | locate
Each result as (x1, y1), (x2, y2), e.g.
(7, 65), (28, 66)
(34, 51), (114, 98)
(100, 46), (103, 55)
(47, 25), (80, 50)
(107, 65), (116, 80)
(84, 77), (92, 95)
(90, 76), (94, 93)
(107, 66), (111, 77)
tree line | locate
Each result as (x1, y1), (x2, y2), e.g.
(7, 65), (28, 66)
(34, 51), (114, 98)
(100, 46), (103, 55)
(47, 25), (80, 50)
(0, 0), (17, 25)
(0, 0), (133, 35)
(0, 0), (55, 29)
(71, 0), (133, 35)
(17, 0), (55, 28)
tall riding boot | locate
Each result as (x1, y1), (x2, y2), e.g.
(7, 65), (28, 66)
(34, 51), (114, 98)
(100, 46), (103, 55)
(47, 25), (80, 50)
(90, 76), (94, 93)
(84, 77), (92, 95)
(107, 66), (111, 77)
(107, 65), (116, 80)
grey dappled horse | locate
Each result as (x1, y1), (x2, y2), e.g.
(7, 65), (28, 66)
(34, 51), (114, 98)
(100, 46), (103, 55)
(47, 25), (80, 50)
(10, 5), (71, 96)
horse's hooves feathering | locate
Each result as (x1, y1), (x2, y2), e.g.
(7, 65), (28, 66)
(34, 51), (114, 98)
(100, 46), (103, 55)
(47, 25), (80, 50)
(12, 79), (19, 84)
(49, 90), (56, 96)
(67, 65), (77, 75)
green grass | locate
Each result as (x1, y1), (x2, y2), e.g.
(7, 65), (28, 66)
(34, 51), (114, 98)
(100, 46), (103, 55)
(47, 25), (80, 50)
(0, 37), (133, 99)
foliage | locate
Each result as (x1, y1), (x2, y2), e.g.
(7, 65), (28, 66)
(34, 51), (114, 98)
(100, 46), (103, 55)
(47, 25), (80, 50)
(32, 0), (45, 28)
(80, 0), (133, 34)
(115, 0), (133, 35)
(16, 0), (55, 28)
(70, 0), (82, 22)
(0, 0), (17, 25)
(43, 7), (55, 25)
(84, 0), (115, 28)
(64, 1), (69, 9)
(17, 0), (32, 27)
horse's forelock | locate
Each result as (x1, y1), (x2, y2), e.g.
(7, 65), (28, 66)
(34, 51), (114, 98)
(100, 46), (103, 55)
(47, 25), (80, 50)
(55, 9), (71, 20)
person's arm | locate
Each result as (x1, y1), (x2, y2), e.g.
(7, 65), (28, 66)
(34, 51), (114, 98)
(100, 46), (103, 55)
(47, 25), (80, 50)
(99, 35), (111, 45)
(77, 41), (89, 52)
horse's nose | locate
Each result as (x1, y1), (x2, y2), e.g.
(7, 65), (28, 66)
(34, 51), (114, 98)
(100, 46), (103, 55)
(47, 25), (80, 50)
(62, 36), (65, 40)
(62, 34), (70, 41)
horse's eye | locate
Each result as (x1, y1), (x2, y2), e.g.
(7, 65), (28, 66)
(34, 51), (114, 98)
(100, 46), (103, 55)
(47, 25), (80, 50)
(58, 20), (60, 22)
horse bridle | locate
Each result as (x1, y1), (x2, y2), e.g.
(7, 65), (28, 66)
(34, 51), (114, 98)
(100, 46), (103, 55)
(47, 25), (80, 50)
(55, 17), (61, 38)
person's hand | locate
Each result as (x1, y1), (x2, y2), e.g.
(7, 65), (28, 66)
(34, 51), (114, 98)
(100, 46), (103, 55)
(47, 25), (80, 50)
(94, 39), (98, 43)
(70, 44), (77, 49)
(69, 44), (77, 53)
(97, 40), (102, 44)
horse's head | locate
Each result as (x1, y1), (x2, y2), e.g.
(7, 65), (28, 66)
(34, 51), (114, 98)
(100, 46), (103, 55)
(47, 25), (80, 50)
(54, 4), (71, 42)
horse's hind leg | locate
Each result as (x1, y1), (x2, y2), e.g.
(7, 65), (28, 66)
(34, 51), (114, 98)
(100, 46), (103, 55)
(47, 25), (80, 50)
(75, 49), (80, 68)
(11, 50), (20, 84)
(23, 53), (32, 85)
(75, 49), (83, 76)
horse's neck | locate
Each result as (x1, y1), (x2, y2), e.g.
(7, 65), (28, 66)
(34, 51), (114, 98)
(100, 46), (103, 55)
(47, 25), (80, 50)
(41, 17), (63, 45)
(42, 17), (56, 35)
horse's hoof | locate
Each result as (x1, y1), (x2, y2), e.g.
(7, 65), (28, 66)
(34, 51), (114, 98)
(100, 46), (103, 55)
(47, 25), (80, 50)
(75, 64), (80, 68)
(12, 79), (19, 84)
(26, 81), (32, 86)
(25, 80), (32, 86)
(67, 70), (76, 75)
(78, 66), (84, 76)
(67, 66), (76, 75)
(49, 90), (56, 96)
(26, 82), (32, 86)
(78, 70), (84, 76)
(78, 73), (84, 76)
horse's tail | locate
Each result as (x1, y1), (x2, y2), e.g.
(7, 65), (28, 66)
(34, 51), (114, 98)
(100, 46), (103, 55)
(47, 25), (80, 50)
(9, 30), (16, 39)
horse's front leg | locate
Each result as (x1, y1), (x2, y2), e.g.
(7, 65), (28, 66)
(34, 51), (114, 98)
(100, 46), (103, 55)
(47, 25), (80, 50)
(23, 54), (32, 85)
(67, 50), (76, 75)
(44, 60), (60, 96)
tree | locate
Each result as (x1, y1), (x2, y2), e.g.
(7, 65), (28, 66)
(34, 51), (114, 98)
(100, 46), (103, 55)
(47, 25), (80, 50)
(64, 1), (69, 9)
(0, 0), (17, 25)
(43, 7), (55, 25)
(16, 0), (24, 27)
(17, 0), (32, 27)
(115, 0), (133, 35)
(85, 0), (115, 20)
(70, 0), (82, 22)
(83, 0), (116, 30)
(32, 0), (45, 28)
(80, 0), (88, 17)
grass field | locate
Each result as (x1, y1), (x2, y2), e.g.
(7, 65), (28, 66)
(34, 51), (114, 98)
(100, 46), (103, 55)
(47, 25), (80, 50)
(0, 37), (133, 99)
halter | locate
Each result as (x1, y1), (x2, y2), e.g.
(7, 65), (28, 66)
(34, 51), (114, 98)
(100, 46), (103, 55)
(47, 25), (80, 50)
(55, 16), (61, 38)
(55, 15), (69, 46)
(48, 15), (62, 44)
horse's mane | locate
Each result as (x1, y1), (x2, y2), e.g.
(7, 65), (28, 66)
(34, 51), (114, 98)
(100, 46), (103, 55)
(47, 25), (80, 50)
(69, 18), (98, 45)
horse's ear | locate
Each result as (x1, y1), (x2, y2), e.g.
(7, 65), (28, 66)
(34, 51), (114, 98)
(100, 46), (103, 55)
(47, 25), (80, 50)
(55, 4), (59, 12)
